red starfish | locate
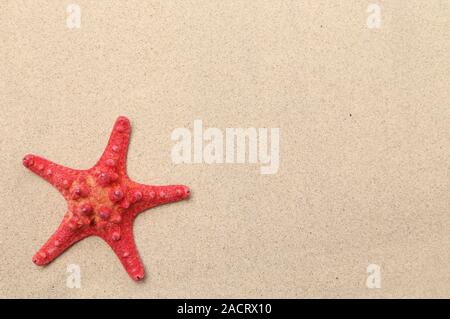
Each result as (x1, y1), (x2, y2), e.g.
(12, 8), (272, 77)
(22, 116), (190, 281)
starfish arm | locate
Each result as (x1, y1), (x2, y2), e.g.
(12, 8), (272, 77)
(101, 219), (145, 281)
(96, 116), (131, 176)
(22, 154), (80, 195)
(32, 217), (91, 266)
(132, 184), (191, 213)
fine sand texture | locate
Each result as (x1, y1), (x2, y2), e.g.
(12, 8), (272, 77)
(0, 1), (449, 298)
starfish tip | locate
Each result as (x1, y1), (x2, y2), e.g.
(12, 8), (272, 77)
(22, 154), (35, 168)
(116, 115), (130, 123)
(132, 272), (145, 282)
(115, 116), (131, 132)
(32, 253), (47, 266)
(181, 185), (191, 200)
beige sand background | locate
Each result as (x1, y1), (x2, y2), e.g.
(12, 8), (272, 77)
(0, 1), (449, 298)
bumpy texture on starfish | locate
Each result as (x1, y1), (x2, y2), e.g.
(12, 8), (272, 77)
(22, 116), (190, 281)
